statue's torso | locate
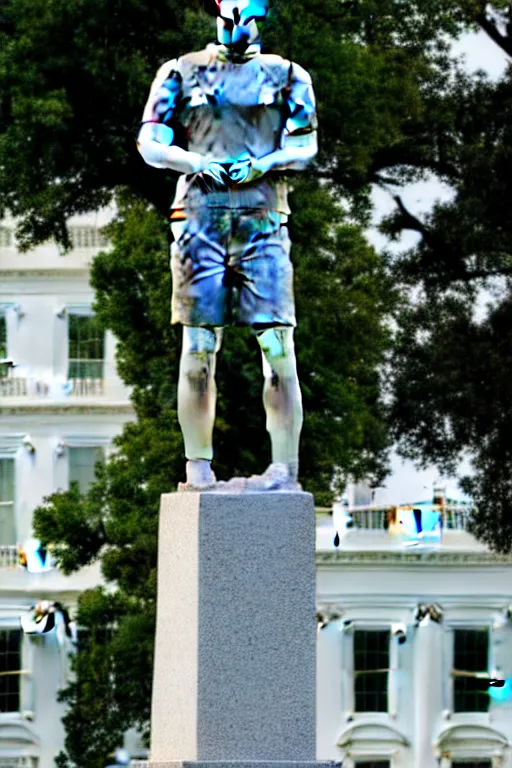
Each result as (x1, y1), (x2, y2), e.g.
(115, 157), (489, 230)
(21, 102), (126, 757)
(179, 48), (288, 159)
(171, 47), (292, 213)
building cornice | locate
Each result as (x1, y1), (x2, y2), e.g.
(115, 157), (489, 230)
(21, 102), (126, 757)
(0, 269), (90, 279)
(316, 549), (512, 567)
(0, 403), (134, 415)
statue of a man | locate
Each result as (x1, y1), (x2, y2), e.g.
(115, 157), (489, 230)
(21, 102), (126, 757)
(138, 0), (317, 491)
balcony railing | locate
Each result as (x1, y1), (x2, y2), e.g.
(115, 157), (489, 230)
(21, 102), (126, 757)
(0, 760), (39, 768)
(68, 378), (105, 395)
(0, 544), (18, 568)
(0, 375), (105, 397)
(347, 504), (471, 532)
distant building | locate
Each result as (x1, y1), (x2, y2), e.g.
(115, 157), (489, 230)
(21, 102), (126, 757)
(0, 212), (134, 767)
(4, 211), (511, 768)
(316, 501), (512, 768)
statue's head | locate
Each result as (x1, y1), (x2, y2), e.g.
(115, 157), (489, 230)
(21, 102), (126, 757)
(206, 1), (269, 53)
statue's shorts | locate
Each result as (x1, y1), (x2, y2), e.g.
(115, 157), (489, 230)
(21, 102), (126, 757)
(170, 207), (296, 328)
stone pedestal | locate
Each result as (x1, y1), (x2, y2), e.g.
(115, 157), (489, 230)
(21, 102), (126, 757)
(150, 491), (328, 768)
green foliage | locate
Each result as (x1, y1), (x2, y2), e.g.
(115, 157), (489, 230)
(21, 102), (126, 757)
(3, 0), (500, 245)
(387, 59), (512, 551)
(54, 589), (154, 768)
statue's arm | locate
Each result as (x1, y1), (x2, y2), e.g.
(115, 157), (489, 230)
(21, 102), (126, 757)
(137, 60), (210, 174)
(240, 61), (318, 183)
(251, 131), (318, 176)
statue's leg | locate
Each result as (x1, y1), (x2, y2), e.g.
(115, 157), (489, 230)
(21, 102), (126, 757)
(178, 325), (223, 488)
(254, 325), (303, 487)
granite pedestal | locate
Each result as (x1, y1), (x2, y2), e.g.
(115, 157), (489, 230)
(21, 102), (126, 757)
(149, 491), (333, 768)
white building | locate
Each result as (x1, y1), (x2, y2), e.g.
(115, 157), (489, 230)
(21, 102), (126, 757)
(316, 507), (512, 768)
(0, 212), (134, 767)
(3, 212), (512, 768)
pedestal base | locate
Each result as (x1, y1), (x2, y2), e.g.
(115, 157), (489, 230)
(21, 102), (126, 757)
(148, 762), (337, 768)
(151, 492), (317, 764)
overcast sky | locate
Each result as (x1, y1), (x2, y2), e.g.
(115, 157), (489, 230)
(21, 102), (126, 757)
(368, 29), (509, 506)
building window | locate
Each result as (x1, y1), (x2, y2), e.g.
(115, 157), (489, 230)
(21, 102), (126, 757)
(0, 312), (8, 381)
(354, 762), (391, 768)
(453, 628), (490, 713)
(69, 446), (104, 494)
(68, 314), (105, 380)
(0, 313), (6, 359)
(354, 629), (390, 713)
(70, 226), (108, 249)
(0, 458), (15, 545)
(0, 227), (13, 248)
(0, 628), (21, 713)
(452, 761), (492, 768)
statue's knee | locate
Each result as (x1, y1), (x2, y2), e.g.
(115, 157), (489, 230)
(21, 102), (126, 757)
(256, 327), (296, 379)
(182, 327), (220, 357)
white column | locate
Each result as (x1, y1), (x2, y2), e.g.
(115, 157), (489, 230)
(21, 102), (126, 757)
(317, 621), (343, 759)
(53, 310), (68, 379)
(413, 618), (444, 768)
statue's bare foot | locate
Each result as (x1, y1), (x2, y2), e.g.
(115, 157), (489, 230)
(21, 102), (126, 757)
(178, 459), (217, 491)
(245, 462), (301, 492)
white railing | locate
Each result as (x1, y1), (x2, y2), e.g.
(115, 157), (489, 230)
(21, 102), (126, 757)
(0, 759), (38, 767)
(347, 505), (471, 532)
(0, 543), (18, 568)
(69, 226), (108, 250)
(0, 376), (105, 397)
(350, 507), (389, 530)
(442, 505), (470, 530)
(69, 377), (105, 395)
(0, 376), (31, 396)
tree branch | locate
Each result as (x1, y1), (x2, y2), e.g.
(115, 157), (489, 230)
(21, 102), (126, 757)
(393, 195), (431, 238)
(476, 11), (512, 58)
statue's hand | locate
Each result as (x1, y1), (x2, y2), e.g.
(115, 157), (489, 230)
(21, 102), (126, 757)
(231, 155), (266, 186)
(203, 159), (233, 186)
(202, 154), (266, 187)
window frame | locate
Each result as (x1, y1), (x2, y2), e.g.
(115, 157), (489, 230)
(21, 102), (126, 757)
(0, 620), (34, 720)
(54, 434), (111, 495)
(0, 437), (25, 548)
(66, 309), (105, 382)
(0, 310), (7, 361)
(0, 456), (16, 546)
(342, 757), (394, 768)
(451, 626), (491, 714)
(352, 627), (391, 714)
(343, 622), (403, 719)
(67, 444), (106, 495)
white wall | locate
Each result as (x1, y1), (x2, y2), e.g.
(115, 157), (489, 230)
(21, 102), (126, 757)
(0, 211), (134, 767)
(317, 551), (512, 767)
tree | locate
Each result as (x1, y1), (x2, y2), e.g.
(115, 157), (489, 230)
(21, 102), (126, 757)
(384, 40), (512, 552)
(2, 0), (496, 245)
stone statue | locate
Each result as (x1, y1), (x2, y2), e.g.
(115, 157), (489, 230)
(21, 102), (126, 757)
(138, 0), (317, 491)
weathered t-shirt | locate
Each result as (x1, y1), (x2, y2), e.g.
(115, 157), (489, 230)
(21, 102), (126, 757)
(140, 44), (317, 213)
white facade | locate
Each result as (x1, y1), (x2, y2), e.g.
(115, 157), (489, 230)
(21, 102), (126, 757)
(3, 212), (512, 768)
(0, 212), (134, 767)
(316, 511), (512, 768)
